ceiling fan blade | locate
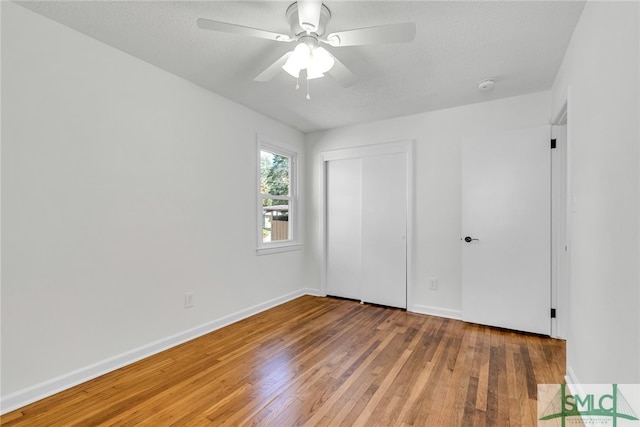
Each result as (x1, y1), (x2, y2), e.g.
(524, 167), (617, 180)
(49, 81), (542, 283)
(297, 0), (322, 33)
(326, 53), (357, 87)
(197, 18), (292, 42)
(325, 22), (416, 47)
(254, 52), (292, 82)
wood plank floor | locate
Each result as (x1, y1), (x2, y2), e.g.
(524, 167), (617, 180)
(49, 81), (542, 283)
(2, 295), (565, 426)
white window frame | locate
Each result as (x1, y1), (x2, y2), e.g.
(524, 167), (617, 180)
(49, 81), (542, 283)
(257, 135), (301, 255)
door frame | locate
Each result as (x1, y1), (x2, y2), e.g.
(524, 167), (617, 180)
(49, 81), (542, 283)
(552, 102), (570, 339)
(320, 140), (415, 310)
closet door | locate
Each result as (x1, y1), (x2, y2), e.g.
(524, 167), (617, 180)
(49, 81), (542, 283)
(324, 147), (408, 309)
(326, 158), (362, 300)
(361, 153), (407, 308)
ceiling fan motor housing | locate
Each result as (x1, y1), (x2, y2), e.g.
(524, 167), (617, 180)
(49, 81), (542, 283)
(286, 2), (331, 37)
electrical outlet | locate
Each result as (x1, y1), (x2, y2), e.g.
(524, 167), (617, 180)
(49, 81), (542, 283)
(429, 278), (438, 290)
(184, 292), (194, 309)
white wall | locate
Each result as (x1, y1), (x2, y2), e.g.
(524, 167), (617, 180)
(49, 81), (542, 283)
(306, 92), (551, 319)
(1, 2), (308, 409)
(550, 1), (639, 384)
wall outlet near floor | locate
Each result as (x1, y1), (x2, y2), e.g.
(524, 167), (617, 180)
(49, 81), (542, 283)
(429, 278), (438, 290)
(184, 292), (194, 309)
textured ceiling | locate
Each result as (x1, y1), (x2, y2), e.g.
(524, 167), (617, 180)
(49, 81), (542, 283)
(16, 1), (585, 133)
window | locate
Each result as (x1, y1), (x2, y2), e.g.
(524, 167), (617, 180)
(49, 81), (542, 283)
(257, 136), (301, 255)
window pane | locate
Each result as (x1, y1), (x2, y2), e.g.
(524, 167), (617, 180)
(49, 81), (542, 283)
(260, 150), (290, 196)
(262, 199), (289, 243)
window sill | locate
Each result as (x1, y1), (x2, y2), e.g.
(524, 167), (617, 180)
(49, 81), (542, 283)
(257, 243), (303, 256)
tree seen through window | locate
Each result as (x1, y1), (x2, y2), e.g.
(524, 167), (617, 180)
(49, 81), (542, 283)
(260, 150), (290, 242)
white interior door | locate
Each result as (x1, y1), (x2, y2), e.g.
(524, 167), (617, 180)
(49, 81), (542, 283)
(551, 120), (569, 339)
(361, 153), (407, 308)
(462, 126), (551, 335)
(326, 158), (362, 301)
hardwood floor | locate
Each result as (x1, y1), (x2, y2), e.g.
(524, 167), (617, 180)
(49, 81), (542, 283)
(2, 295), (565, 426)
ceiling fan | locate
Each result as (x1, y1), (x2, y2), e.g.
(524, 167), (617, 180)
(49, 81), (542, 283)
(197, 1), (416, 97)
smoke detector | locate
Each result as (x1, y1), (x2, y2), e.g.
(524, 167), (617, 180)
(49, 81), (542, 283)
(478, 79), (495, 91)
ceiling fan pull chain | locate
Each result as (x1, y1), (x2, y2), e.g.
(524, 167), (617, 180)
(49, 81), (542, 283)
(295, 77), (300, 91)
(306, 78), (311, 100)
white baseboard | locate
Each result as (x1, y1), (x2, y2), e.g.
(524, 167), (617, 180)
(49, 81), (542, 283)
(410, 304), (463, 321)
(0, 288), (321, 415)
(564, 365), (584, 396)
(564, 366), (611, 427)
(304, 288), (324, 297)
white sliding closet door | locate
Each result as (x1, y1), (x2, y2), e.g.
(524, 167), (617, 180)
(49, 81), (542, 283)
(326, 158), (362, 300)
(325, 143), (409, 309)
(361, 153), (407, 308)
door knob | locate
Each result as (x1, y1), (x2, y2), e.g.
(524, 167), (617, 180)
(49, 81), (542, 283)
(463, 236), (479, 243)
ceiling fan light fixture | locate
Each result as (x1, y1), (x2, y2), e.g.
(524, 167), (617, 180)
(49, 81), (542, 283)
(291, 42), (311, 67)
(199, 2), (416, 90)
(282, 61), (301, 78)
(283, 42), (335, 79)
(282, 42), (312, 77)
(306, 67), (325, 80)
(311, 46), (334, 73)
